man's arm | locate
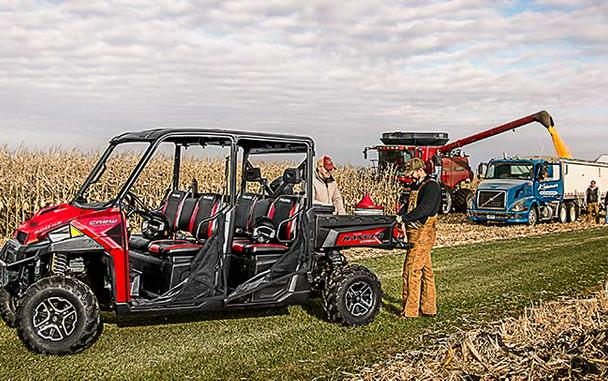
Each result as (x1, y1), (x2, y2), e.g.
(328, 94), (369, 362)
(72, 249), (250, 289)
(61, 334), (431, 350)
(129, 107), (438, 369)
(400, 181), (440, 223)
(332, 185), (346, 215)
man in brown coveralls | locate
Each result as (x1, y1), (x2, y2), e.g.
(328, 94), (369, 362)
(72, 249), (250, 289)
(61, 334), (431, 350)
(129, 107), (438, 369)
(396, 158), (442, 318)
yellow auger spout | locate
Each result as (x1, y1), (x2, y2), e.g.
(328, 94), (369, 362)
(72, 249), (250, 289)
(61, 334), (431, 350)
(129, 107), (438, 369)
(534, 110), (572, 158)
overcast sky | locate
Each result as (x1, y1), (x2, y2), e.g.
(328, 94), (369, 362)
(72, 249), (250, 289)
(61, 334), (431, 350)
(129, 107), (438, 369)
(1, 0), (607, 165)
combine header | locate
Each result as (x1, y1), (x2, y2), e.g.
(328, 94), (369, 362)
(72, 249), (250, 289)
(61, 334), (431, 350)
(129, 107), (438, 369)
(364, 111), (570, 213)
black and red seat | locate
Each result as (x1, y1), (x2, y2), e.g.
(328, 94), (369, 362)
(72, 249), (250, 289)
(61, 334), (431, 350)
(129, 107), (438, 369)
(147, 193), (223, 256)
(232, 195), (301, 255)
(233, 193), (261, 238)
(129, 190), (189, 251)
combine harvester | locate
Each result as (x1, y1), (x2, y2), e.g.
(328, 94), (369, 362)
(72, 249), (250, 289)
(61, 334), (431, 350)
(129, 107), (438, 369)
(364, 111), (567, 213)
(469, 118), (608, 225)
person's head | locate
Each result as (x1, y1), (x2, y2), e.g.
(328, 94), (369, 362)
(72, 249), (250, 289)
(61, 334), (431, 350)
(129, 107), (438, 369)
(403, 158), (427, 181)
(591, 180), (597, 187)
(317, 155), (336, 180)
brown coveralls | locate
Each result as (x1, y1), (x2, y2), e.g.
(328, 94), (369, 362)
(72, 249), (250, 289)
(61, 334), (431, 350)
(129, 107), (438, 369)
(401, 180), (438, 317)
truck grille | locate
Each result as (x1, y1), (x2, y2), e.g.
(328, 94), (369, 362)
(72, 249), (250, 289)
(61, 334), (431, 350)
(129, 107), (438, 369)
(477, 190), (506, 210)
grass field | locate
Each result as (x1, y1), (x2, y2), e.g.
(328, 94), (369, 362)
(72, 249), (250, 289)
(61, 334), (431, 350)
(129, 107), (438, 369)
(1, 228), (607, 380)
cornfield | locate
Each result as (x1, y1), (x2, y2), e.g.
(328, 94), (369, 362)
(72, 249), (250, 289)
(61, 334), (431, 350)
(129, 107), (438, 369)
(0, 147), (401, 238)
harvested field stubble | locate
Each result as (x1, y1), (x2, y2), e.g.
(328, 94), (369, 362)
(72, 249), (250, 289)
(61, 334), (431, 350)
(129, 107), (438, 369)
(355, 282), (608, 380)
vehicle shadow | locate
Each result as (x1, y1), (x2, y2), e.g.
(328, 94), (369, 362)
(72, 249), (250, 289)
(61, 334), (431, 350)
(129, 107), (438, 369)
(299, 296), (327, 321)
(381, 294), (402, 315)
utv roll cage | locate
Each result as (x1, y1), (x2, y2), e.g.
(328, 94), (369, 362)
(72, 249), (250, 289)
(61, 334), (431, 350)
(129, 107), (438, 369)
(74, 128), (315, 210)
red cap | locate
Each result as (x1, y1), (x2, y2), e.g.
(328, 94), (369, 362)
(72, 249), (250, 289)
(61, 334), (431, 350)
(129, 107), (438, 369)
(323, 156), (336, 171)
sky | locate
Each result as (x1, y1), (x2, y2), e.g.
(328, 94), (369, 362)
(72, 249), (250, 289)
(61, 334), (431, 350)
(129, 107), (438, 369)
(1, 0), (607, 165)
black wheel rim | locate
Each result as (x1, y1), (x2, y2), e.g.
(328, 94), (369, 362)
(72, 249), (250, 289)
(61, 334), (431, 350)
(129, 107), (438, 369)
(345, 281), (374, 317)
(33, 297), (78, 342)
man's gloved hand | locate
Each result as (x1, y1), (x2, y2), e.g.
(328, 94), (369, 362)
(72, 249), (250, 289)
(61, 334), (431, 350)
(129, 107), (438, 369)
(396, 215), (403, 224)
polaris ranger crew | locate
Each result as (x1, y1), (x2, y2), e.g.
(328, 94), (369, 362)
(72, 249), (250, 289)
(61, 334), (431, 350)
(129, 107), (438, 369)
(0, 129), (408, 355)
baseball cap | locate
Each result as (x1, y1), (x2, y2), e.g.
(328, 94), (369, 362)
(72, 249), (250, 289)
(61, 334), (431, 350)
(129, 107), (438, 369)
(403, 158), (425, 177)
(322, 156), (336, 171)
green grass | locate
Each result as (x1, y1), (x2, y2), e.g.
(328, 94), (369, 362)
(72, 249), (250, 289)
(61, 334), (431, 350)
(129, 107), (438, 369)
(1, 228), (607, 380)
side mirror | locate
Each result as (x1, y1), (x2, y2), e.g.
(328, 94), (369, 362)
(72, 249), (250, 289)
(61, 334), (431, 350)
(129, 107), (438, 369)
(244, 167), (262, 182)
(477, 162), (487, 179)
(363, 148), (368, 160)
(283, 168), (302, 184)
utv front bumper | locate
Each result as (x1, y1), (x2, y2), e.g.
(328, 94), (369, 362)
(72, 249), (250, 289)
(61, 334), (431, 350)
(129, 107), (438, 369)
(0, 239), (25, 288)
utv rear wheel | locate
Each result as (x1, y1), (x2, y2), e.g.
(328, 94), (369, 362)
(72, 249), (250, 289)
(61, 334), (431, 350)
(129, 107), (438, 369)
(322, 264), (382, 326)
(16, 276), (101, 355)
(0, 289), (17, 328)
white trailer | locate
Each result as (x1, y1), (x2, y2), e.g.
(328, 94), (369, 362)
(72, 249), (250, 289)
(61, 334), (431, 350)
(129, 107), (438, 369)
(562, 158), (608, 204)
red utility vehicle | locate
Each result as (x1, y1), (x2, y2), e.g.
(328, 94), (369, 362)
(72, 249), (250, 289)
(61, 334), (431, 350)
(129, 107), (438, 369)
(364, 111), (555, 213)
(0, 129), (409, 355)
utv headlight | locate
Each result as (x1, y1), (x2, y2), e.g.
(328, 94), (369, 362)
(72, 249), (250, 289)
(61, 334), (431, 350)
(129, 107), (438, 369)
(48, 224), (84, 243)
(510, 199), (528, 212)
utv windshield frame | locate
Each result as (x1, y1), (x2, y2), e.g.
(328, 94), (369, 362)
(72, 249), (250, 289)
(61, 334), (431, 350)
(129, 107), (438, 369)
(73, 128), (315, 210)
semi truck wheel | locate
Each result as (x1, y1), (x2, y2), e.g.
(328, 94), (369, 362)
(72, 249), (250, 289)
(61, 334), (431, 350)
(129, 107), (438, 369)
(558, 204), (568, 223)
(0, 289), (17, 328)
(16, 276), (101, 355)
(454, 189), (473, 213)
(567, 203), (578, 222)
(528, 206), (539, 226)
(322, 264), (382, 326)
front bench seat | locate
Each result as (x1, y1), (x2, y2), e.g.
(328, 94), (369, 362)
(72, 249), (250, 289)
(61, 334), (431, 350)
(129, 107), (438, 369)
(128, 190), (189, 252)
(146, 193), (223, 257)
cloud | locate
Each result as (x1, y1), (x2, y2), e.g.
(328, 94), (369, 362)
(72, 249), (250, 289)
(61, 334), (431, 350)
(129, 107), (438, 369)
(0, 0), (606, 165)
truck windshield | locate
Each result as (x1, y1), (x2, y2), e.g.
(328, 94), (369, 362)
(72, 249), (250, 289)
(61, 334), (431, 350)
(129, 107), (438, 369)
(486, 162), (533, 180)
(378, 149), (414, 171)
(74, 142), (151, 208)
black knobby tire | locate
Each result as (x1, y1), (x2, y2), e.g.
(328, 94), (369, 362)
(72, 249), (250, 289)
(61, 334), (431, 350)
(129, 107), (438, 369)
(0, 289), (17, 328)
(322, 264), (382, 326)
(454, 188), (473, 213)
(16, 276), (101, 355)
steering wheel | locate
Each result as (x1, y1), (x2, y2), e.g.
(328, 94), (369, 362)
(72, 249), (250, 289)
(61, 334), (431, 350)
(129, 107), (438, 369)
(252, 217), (277, 244)
(122, 191), (170, 240)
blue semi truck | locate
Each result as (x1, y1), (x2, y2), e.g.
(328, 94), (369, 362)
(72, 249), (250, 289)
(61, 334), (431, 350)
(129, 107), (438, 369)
(469, 156), (608, 225)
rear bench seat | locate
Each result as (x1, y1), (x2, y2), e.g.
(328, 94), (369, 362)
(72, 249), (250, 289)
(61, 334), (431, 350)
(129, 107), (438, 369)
(129, 191), (222, 256)
(232, 195), (301, 255)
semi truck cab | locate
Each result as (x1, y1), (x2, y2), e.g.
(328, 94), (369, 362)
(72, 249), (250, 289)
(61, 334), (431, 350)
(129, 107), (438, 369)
(470, 157), (608, 225)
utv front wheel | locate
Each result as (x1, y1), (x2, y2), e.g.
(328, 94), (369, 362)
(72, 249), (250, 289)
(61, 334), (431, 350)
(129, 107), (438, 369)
(322, 264), (382, 326)
(0, 289), (17, 328)
(16, 276), (101, 355)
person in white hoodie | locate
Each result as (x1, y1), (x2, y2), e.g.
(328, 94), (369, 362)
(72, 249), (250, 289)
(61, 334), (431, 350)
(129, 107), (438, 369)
(312, 155), (346, 215)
